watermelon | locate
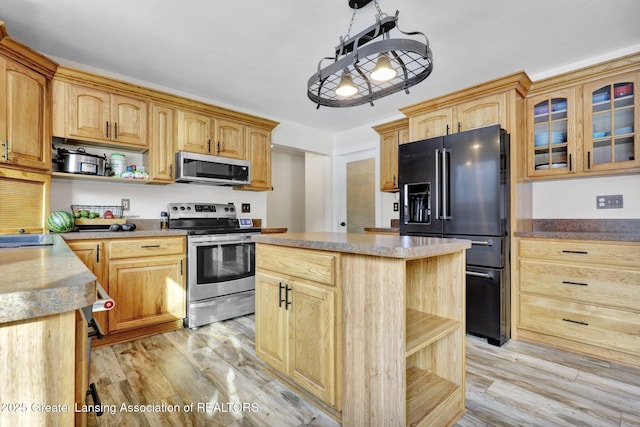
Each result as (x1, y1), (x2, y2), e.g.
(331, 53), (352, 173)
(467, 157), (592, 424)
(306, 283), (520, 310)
(47, 211), (75, 233)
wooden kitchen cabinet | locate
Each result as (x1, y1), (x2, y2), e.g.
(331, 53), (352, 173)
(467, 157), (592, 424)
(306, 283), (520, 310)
(0, 167), (49, 234)
(67, 239), (108, 334)
(525, 54), (640, 179)
(373, 118), (409, 192)
(145, 103), (176, 182)
(53, 81), (148, 148)
(236, 125), (272, 190)
(255, 244), (340, 409)
(517, 238), (640, 367)
(0, 23), (57, 173)
(401, 74), (529, 141)
(0, 57), (51, 171)
(107, 236), (185, 333)
(177, 109), (244, 159)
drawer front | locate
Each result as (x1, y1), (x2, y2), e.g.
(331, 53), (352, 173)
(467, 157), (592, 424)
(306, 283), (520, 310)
(256, 244), (336, 285)
(519, 294), (640, 355)
(519, 239), (640, 268)
(109, 237), (185, 259)
(520, 259), (640, 311)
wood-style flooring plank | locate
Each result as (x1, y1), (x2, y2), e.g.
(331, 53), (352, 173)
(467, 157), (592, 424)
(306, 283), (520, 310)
(88, 316), (640, 427)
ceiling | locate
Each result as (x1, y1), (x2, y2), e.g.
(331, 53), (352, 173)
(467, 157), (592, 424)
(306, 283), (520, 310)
(1, 0), (640, 133)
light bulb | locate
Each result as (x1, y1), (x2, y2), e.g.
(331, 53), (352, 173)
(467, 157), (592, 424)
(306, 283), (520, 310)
(370, 53), (397, 82)
(335, 70), (358, 97)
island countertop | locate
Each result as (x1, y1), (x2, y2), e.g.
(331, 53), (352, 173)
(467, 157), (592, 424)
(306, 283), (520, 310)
(252, 231), (471, 259)
(0, 234), (96, 323)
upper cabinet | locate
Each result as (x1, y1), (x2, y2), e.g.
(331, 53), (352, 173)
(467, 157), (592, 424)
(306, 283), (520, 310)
(525, 55), (640, 179)
(0, 23), (57, 173)
(176, 111), (244, 159)
(402, 74), (530, 141)
(373, 118), (409, 192)
(526, 88), (578, 177)
(583, 73), (639, 172)
(236, 126), (272, 191)
(53, 81), (148, 148)
(50, 66), (278, 189)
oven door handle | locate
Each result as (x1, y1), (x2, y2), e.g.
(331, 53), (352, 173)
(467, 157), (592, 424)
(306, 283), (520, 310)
(93, 283), (115, 312)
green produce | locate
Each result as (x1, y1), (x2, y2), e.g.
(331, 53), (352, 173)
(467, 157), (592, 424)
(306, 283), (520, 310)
(46, 211), (75, 233)
(81, 210), (90, 218)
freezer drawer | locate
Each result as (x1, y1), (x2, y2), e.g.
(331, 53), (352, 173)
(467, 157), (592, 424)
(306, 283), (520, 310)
(449, 234), (505, 268)
(466, 266), (510, 346)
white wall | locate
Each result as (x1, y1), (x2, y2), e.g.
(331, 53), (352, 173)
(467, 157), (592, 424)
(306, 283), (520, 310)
(267, 149), (305, 231)
(532, 175), (640, 219)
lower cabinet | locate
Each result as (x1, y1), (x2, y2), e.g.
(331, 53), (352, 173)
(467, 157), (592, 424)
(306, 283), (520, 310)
(108, 255), (185, 332)
(517, 238), (640, 367)
(67, 236), (186, 346)
(255, 272), (337, 406)
(255, 245), (340, 410)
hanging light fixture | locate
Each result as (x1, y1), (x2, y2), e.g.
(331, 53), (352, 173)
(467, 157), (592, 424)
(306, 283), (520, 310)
(307, 0), (433, 108)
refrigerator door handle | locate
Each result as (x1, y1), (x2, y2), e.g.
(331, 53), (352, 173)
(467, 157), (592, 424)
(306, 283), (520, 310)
(471, 239), (494, 247)
(442, 149), (451, 220)
(466, 270), (494, 279)
(434, 149), (440, 220)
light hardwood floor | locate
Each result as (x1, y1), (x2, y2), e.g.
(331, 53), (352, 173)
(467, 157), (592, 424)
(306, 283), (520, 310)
(88, 316), (640, 427)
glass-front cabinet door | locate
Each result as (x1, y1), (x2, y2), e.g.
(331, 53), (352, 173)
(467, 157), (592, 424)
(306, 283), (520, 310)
(583, 72), (639, 172)
(526, 88), (577, 177)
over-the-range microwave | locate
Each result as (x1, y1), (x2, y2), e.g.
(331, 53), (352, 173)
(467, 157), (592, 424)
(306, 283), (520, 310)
(175, 151), (251, 186)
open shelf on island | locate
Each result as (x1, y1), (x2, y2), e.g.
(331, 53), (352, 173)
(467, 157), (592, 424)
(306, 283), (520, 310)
(406, 366), (461, 427)
(405, 308), (460, 357)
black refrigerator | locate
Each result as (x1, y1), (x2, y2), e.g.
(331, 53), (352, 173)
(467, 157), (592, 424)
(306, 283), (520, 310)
(399, 124), (510, 346)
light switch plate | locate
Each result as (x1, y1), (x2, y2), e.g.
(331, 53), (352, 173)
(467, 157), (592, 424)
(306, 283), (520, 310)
(596, 194), (623, 209)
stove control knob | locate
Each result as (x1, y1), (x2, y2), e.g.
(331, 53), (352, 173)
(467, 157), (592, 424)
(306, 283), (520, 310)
(229, 207), (235, 212)
(180, 206), (185, 210)
(172, 206), (178, 211)
(187, 206), (191, 210)
(224, 207), (229, 211)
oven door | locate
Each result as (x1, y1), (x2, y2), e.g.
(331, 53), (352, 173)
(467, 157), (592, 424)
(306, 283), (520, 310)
(187, 233), (256, 300)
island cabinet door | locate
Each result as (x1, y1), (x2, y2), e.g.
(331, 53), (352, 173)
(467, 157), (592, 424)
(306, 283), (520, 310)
(108, 255), (185, 332)
(255, 272), (289, 374)
(289, 280), (336, 407)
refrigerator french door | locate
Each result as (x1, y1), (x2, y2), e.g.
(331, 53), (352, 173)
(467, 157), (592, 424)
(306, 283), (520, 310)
(399, 124), (510, 346)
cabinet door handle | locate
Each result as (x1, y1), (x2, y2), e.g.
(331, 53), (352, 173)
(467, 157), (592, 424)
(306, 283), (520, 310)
(562, 280), (588, 287)
(562, 318), (589, 326)
(96, 244), (100, 263)
(105, 121), (109, 138)
(569, 154), (572, 172)
(114, 122), (118, 139)
(562, 249), (588, 255)
(217, 141), (221, 154)
(587, 151), (591, 169)
(457, 122), (461, 133)
(141, 244), (161, 249)
(393, 175), (396, 187)
(285, 284), (292, 310)
(278, 282), (285, 308)
(180, 259), (183, 276)
(2, 139), (8, 160)
(169, 164), (173, 179)
(207, 140), (211, 153)
(446, 124), (450, 135)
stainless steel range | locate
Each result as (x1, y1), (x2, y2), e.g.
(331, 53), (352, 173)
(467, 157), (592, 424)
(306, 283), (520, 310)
(168, 202), (260, 329)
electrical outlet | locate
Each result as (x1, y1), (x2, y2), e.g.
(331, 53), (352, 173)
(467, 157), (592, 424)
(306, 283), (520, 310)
(596, 194), (623, 209)
(121, 198), (130, 211)
(241, 203), (250, 213)
(393, 202), (399, 212)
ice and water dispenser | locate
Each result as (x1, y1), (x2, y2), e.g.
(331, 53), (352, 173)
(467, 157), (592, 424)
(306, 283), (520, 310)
(403, 182), (431, 224)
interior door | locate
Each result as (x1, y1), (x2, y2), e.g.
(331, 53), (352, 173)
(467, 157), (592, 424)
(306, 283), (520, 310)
(346, 157), (375, 233)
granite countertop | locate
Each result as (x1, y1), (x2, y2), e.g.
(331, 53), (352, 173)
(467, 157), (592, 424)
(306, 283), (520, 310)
(0, 235), (96, 323)
(253, 232), (470, 259)
(515, 219), (640, 242)
(60, 228), (187, 240)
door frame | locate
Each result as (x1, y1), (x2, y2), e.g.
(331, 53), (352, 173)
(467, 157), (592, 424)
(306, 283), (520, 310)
(334, 147), (380, 232)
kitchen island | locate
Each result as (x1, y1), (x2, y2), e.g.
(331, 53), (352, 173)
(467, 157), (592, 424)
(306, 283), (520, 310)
(252, 232), (471, 426)
(0, 234), (97, 426)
